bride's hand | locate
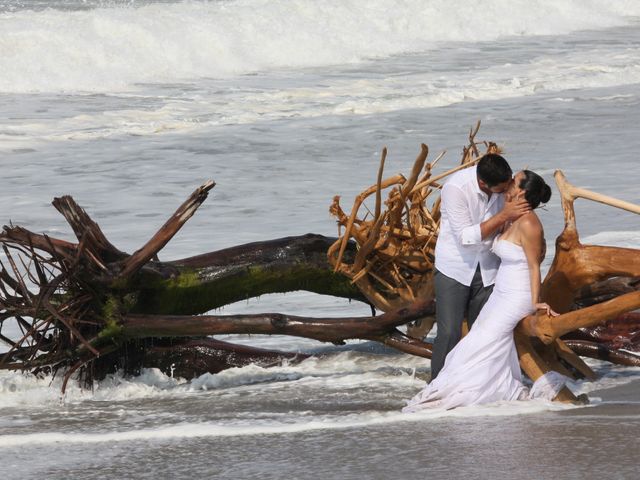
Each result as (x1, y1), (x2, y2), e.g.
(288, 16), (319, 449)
(534, 302), (559, 317)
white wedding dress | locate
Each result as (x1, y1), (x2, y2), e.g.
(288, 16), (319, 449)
(403, 238), (566, 412)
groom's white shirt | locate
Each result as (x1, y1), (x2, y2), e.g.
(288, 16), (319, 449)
(434, 165), (503, 287)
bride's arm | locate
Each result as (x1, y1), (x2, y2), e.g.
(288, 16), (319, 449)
(520, 215), (558, 316)
(520, 217), (542, 307)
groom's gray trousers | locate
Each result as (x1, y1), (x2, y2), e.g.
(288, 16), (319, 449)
(430, 266), (493, 379)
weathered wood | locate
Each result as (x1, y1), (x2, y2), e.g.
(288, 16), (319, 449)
(554, 339), (597, 381)
(369, 330), (433, 359)
(2, 129), (639, 397)
(119, 180), (215, 279)
(573, 277), (640, 308)
(140, 338), (310, 379)
(1, 226), (77, 259)
(562, 340), (640, 367)
(514, 330), (579, 403)
(134, 234), (366, 315)
(514, 170), (640, 385)
(121, 297), (436, 343)
(52, 195), (127, 262)
(1, 218), (367, 381)
(521, 291), (640, 345)
(541, 172), (640, 313)
(328, 136), (497, 313)
(563, 312), (640, 345)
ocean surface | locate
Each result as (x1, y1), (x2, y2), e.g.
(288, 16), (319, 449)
(1, 1), (639, 478)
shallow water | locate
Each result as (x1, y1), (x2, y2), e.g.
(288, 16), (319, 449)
(1, 360), (639, 479)
(1, 1), (639, 478)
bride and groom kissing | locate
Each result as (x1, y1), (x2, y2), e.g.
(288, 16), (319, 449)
(404, 153), (567, 411)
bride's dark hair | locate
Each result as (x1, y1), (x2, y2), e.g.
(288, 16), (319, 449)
(519, 170), (551, 209)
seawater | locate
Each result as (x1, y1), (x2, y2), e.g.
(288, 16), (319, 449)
(0, 1), (639, 478)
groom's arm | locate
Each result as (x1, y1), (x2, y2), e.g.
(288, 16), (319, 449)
(479, 210), (510, 240)
(479, 195), (531, 240)
(441, 184), (487, 246)
(442, 186), (529, 245)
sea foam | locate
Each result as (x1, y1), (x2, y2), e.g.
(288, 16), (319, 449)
(1, 0), (640, 92)
(0, 351), (424, 408)
(0, 398), (577, 447)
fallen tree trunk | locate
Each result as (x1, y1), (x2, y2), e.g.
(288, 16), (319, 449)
(133, 234), (368, 315)
(122, 300), (433, 341)
(561, 340), (640, 367)
(563, 312), (640, 347)
(1, 128), (638, 398)
(0, 182), (434, 387)
(0, 183), (345, 377)
(514, 172), (640, 401)
(138, 338), (312, 379)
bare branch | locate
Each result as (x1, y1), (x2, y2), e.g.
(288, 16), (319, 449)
(118, 180), (215, 279)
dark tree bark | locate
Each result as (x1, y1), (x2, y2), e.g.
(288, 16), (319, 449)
(0, 182), (435, 387)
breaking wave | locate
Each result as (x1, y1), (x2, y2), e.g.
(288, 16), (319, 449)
(1, 0), (640, 92)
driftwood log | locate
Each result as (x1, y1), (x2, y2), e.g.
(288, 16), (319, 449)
(514, 171), (640, 400)
(1, 125), (638, 400)
(0, 185), (435, 391)
(327, 125), (640, 402)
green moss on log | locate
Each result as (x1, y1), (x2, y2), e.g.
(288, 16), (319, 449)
(130, 264), (364, 315)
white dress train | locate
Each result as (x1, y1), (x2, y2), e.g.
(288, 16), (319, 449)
(403, 239), (567, 412)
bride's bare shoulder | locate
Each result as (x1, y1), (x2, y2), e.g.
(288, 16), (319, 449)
(516, 211), (543, 235)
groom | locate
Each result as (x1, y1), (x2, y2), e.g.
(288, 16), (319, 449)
(430, 153), (529, 379)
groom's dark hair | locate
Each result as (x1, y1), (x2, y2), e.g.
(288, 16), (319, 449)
(477, 153), (512, 187)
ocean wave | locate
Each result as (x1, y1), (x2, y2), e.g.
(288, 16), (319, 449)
(0, 357), (638, 447)
(1, 0), (639, 92)
(582, 230), (640, 248)
(1, 354), (637, 409)
(0, 351), (424, 408)
(2, 44), (639, 147)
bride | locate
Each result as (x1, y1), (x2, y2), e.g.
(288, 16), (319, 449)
(403, 170), (565, 412)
